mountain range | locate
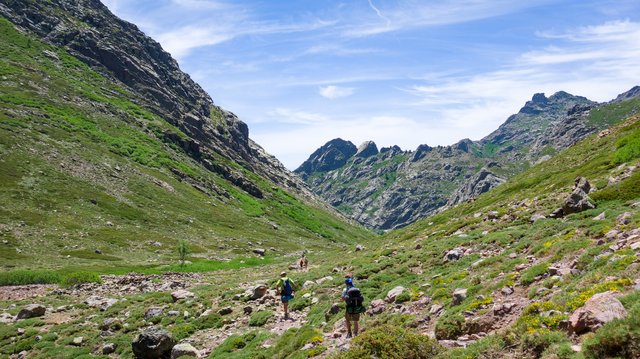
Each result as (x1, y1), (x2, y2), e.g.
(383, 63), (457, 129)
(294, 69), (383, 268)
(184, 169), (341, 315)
(296, 87), (640, 230)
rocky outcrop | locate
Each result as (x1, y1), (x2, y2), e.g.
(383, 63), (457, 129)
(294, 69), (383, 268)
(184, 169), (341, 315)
(355, 141), (379, 158)
(447, 168), (506, 206)
(16, 304), (46, 320)
(561, 177), (595, 216)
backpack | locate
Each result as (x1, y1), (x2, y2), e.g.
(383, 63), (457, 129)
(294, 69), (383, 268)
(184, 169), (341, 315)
(345, 286), (365, 313)
(282, 279), (293, 296)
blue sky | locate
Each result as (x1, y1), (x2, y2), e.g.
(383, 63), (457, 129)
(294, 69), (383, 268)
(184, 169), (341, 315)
(102, 0), (640, 169)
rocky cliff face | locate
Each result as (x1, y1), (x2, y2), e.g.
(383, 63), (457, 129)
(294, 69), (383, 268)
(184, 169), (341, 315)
(0, 0), (309, 199)
(296, 89), (640, 229)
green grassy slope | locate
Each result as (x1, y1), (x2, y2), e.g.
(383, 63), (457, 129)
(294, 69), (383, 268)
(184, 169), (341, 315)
(0, 17), (371, 275)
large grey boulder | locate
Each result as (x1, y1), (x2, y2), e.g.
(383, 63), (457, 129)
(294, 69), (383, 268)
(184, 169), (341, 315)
(562, 177), (595, 215)
(250, 284), (269, 300)
(132, 328), (176, 359)
(569, 291), (627, 334)
(452, 288), (468, 305)
(171, 290), (195, 302)
(16, 304), (46, 320)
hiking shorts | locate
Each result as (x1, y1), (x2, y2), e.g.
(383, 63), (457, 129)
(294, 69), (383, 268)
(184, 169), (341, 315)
(281, 294), (294, 303)
(345, 312), (360, 322)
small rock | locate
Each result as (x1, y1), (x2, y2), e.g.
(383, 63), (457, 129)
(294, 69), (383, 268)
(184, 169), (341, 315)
(617, 212), (633, 225)
(355, 244), (365, 251)
(85, 296), (117, 311)
(243, 306), (253, 315)
(72, 337), (84, 346)
(16, 304), (46, 320)
(592, 212), (606, 221)
(95, 249), (102, 254)
(302, 280), (315, 289)
(452, 288), (468, 305)
(171, 343), (199, 359)
(501, 287), (514, 296)
(144, 307), (164, 320)
(250, 284), (269, 300)
(530, 214), (546, 223)
(103, 343), (116, 355)
(548, 267), (560, 276)
(444, 247), (465, 262)
(100, 318), (123, 331)
(252, 248), (266, 256)
(385, 286), (406, 303)
(17, 328), (25, 335)
(168, 311), (180, 316)
(218, 307), (233, 316)
(429, 304), (444, 314)
(171, 290), (195, 302)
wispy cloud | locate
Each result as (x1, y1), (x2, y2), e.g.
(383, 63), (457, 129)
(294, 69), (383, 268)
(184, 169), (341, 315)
(319, 85), (355, 99)
(405, 20), (640, 132)
(341, 0), (551, 37)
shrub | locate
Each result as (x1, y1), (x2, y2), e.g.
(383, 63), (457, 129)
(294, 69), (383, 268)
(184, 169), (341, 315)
(0, 270), (61, 285)
(435, 314), (465, 340)
(520, 329), (571, 357)
(194, 313), (223, 330)
(520, 263), (549, 286)
(395, 292), (411, 303)
(60, 271), (102, 287)
(249, 311), (273, 327)
(289, 296), (311, 312)
(338, 324), (440, 359)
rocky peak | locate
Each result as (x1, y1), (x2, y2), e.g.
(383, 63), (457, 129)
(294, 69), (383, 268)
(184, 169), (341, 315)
(613, 86), (640, 103)
(453, 139), (473, 152)
(294, 138), (357, 178)
(411, 144), (432, 162)
(355, 141), (379, 158)
(531, 93), (548, 104)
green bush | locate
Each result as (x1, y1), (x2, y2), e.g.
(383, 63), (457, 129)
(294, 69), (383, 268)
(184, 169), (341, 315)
(249, 311), (274, 327)
(338, 324), (440, 359)
(520, 329), (571, 357)
(520, 263), (549, 286)
(395, 292), (411, 303)
(0, 270), (61, 285)
(435, 314), (465, 340)
(289, 296), (311, 312)
(60, 271), (102, 287)
(194, 313), (223, 330)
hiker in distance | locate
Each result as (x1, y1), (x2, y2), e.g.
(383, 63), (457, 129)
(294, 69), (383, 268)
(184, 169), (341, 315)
(342, 273), (366, 338)
(299, 252), (308, 270)
(275, 271), (297, 320)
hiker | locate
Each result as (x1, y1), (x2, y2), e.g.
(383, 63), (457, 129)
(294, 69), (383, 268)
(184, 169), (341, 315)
(342, 273), (365, 338)
(299, 252), (308, 270)
(275, 271), (296, 319)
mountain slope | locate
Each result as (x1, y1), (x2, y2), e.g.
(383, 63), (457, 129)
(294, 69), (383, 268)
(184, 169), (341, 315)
(296, 89), (640, 230)
(0, 2), (370, 271)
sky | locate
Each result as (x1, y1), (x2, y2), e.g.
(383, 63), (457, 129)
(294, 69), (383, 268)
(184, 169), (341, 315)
(101, 0), (640, 170)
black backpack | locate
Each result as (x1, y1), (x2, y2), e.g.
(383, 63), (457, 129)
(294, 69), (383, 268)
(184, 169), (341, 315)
(345, 286), (365, 313)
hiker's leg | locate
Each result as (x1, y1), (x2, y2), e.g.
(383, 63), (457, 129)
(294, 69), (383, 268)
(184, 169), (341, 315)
(283, 301), (289, 317)
(345, 314), (352, 337)
(353, 319), (359, 336)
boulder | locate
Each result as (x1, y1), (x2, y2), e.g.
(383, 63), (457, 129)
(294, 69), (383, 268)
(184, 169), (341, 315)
(562, 177), (595, 215)
(617, 212), (633, 225)
(367, 299), (386, 315)
(452, 288), (468, 305)
(444, 247), (465, 262)
(85, 296), (117, 311)
(218, 307), (233, 316)
(302, 280), (315, 289)
(385, 286), (406, 303)
(592, 212), (606, 221)
(569, 291), (627, 334)
(171, 290), (195, 302)
(355, 244), (365, 251)
(72, 337), (84, 346)
(100, 318), (123, 331)
(501, 287), (514, 296)
(144, 307), (164, 320)
(252, 248), (266, 256)
(103, 343), (116, 355)
(132, 328), (176, 359)
(530, 214), (546, 223)
(250, 284), (269, 300)
(171, 343), (199, 359)
(16, 304), (46, 320)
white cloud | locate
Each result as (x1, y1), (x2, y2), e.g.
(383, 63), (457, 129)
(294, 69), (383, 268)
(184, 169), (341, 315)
(319, 85), (355, 99)
(342, 0), (551, 37)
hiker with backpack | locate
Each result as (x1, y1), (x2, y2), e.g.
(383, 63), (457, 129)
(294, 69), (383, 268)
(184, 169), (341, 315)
(342, 273), (365, 338)
(275, 271), (296, 320)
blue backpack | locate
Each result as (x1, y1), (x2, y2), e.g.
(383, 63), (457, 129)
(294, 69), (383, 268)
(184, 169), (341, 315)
(282, 279), (293, 296)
